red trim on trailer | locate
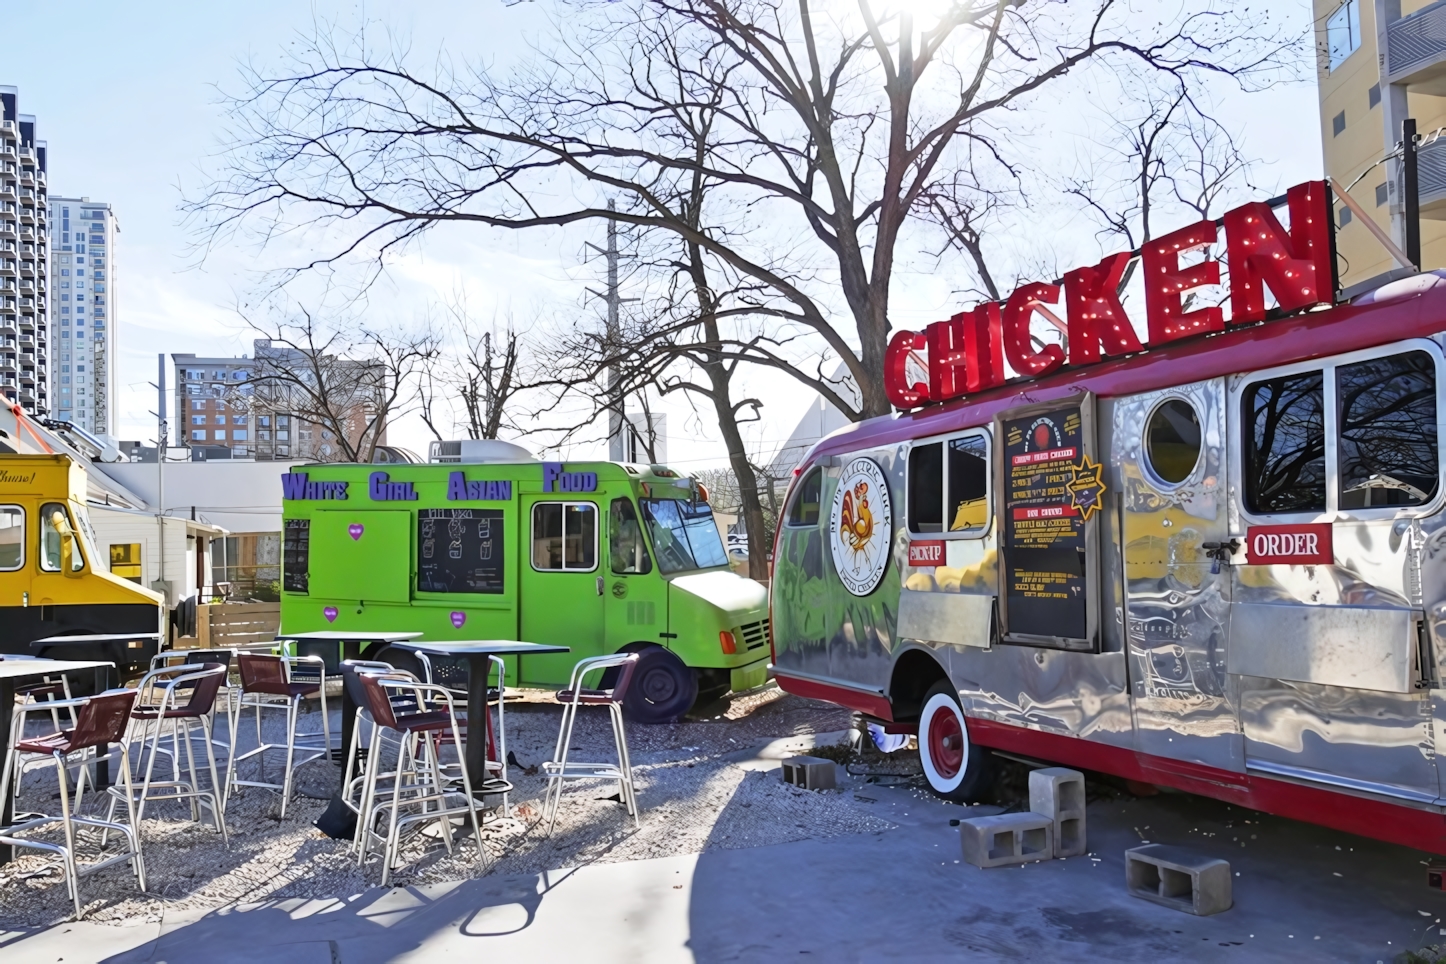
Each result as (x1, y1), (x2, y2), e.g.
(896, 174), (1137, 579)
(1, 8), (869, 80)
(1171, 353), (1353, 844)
(773, 671), (894, 721)
(965, 718), (1446, 855)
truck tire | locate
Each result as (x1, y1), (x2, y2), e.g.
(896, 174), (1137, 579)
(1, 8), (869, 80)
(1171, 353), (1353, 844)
(623, 646), (698, 724)
(918, 681), (993, 803)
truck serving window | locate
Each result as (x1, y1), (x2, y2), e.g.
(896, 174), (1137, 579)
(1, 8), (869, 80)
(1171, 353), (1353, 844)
(909, 433), (990, 535)
(908, 442), (944, 532)
(532, 502), (597, 571)
(39, 502), (84, 572)
(1244, 371), (1326, 514)
(948, 436), (989, 532)
(641, 499), (728, 573)
(283, 519), (310, 593)
(610, 499), (652, 575)
(785, 469), (822, 527)
(0, 505), (21, 571)
(1337, 350), (1439, 508)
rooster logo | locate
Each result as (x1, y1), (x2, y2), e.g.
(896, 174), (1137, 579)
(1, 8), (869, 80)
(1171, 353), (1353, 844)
(830, 457), (893, 597)
(839, 480), (875, 553)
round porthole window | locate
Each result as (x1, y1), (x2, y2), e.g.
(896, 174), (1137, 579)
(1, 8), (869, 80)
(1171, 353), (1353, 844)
(1145, 398), (1202, 485)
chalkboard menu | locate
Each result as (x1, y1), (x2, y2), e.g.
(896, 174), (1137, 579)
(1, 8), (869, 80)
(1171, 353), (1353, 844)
(417, 509), (505, 594)
(997, 397), (1103, 649)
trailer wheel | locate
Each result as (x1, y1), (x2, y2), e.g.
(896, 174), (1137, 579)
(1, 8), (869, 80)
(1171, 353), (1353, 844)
(623, 647), (698, 724)
(918, 681), (992, 802)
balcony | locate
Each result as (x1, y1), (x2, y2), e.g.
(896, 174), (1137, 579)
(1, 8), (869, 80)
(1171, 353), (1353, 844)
(1386, 1), (1446, 92)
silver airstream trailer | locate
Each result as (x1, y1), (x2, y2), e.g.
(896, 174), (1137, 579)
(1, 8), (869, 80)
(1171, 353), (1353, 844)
(770, 180), (1446, 853)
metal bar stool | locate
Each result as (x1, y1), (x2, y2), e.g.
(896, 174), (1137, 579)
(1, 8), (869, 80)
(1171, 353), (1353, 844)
(226, 653), (330, 818)
(15, 675), (77, 731)
(0, 689), (146, 920)
(111, 663), (228, 842)
(337, 658), (419, 848)
(354, 671), (487, 885)
(542, 652), (641, 834)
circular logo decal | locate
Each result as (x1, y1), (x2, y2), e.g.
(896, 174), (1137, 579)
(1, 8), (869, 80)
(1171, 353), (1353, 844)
(830, 457), (893, 596)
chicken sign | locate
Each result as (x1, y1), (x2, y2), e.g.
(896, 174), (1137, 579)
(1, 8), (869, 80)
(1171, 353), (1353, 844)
(830, 457), (893, 596)
(883, 180), (1334, 409)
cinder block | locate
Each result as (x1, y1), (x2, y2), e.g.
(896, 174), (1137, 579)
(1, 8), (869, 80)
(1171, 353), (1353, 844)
(1125, 844), (1232, 916)
(959, 812), (1054, 868)
(780, 755), (837, 790)
(1028, 766), (1087, 857)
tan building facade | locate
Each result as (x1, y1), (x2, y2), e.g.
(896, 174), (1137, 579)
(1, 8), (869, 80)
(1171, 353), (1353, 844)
(1316, 0), (1446, 290)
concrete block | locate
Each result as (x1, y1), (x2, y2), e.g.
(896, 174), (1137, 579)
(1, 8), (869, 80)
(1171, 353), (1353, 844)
(780, 756), (836, 791)
(1125, 844), (1232, 916)
(959, 812), (1054, 868)
(1028, 766), (1087, 857)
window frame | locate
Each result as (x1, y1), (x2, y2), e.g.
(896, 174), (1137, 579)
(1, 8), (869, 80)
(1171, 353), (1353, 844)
(783, 467), (823, 529)
(1326, 0), (1361, 72)
(38, 501), (85, 573)
(904, 427), (993, 540)
(609, 497), (654, 575)
(0, 503), (23, 572)
(1232, 337), (1446, 525)
(529, 500), (600, 573)
(1142, 395), (1205, 490)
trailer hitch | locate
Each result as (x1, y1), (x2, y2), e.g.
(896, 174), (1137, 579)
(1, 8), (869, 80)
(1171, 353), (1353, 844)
(1202, 539), (1241, 574)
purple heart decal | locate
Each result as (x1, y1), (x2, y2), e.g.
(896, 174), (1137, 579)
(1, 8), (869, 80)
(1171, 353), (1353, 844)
(450, 611), (467, 629)
(323, 606), (339, 623)
(348, 523), (364, 541)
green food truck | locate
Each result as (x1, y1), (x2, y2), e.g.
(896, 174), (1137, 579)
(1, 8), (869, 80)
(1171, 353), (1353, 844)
(279, 442), (770, 722)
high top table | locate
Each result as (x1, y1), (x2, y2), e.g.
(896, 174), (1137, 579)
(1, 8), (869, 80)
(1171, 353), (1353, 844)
(0, 656), (117, 864)
(384, 640), (570, 796)
(271, 631), (423, 765)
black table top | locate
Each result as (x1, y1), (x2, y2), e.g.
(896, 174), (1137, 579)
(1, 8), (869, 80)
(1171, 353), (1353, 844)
(385, 640), (571, 657)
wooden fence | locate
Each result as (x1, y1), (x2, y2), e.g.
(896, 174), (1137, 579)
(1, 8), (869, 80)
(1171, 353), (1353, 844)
(175, 601), (281, 650)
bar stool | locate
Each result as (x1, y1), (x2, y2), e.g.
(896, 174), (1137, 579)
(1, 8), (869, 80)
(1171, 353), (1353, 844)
(0, 689), (147, 920)
(112, 663), (228, 842)
(337, 658), (416, 842)
(15, 675), (77, 730)
(227, 653), (330, 818)
(542, 652), (641, 834)
(354, 671), (487, 885)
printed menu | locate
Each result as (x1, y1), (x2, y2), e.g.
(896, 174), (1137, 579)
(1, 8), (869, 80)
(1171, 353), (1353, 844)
(1000, 402), (1104, 643)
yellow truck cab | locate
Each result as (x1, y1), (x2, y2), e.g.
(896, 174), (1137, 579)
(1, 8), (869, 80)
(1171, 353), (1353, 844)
(0, 453), (164, 677)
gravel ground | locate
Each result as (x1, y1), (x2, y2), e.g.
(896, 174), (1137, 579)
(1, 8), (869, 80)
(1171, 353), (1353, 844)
(0, 683), (893, 927)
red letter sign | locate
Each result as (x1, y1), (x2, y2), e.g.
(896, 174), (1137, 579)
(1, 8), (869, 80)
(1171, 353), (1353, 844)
(1246, 523), (1333, 565)
(884, 329), (928, 408)
(926, 315), (969, 403)
(908, 540), (945, 567)
(1064, 252), (1144, 366)
(1142, 220), (1223, 345)
(959, 302), (1005, 393)
(1003, 283), (1065, 378)
(1224, 180), (1333, 326)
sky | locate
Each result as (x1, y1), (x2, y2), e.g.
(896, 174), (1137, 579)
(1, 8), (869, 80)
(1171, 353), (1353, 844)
(3, 0), (1328, 471)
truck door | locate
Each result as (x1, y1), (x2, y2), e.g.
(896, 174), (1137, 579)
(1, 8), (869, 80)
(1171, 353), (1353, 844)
(603, 496), (667, 649)
(1118, 380), (1244, 776)
(519, 497), (605, 684)
(309, 509), (413, 604)
(1231, 345), (1439, 800)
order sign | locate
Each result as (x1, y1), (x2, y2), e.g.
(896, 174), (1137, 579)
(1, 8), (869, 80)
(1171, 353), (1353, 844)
(1247, 523), (1332, 566)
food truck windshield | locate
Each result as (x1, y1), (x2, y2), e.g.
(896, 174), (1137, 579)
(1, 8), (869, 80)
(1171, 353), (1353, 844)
(640, 498), (729, 573)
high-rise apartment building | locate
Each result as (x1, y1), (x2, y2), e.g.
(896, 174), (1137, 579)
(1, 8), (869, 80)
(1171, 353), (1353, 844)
(172, 340), (387, 461)
(49, 198), (117, 436)
(0, 87), (50, 417)
(1315, 1), (1446, 292)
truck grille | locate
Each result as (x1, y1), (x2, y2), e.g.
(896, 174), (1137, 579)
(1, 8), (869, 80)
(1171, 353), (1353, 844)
(737, 619), (769, 651)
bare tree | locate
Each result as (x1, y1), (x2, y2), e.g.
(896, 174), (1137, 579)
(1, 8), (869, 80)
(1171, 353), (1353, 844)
(192, 0), (1300, 420)
(240, 306), (438, 462)
(419, 300), (525, 441)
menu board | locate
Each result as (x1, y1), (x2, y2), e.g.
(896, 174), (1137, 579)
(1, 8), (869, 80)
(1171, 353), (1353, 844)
(998, 398), (1103, 648)
(417, 509), (505, 594)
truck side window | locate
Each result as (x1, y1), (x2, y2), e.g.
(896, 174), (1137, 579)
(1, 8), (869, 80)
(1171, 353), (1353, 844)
(785, 469), (822, 527)
(908, 442), (944, 532)
(610, 499), (652, 574)
(1337, 350), (1439, 508)
(0, 505), (22, 571)
(39, 502), (84, 572)
(947, 436), (989, 532)
(283, 519), (310, 593)
(532, 502), (598, 571)
(1244, 371), (1326, 514)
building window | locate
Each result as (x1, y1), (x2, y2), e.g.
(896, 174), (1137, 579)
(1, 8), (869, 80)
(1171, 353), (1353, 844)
(109, 542), (142, 584)
(1327, 0), (1361, 71)
(233, 429), (248, 441)
(232, 415), (246, 425)
(215, 430), (226, 441)
(192, 430), (206, 441)
(1332, 110), (1346, 138)
(191, 415), (204, 425)
(1376, 182), (1388, 207)
(1369, 83), (1381, 109)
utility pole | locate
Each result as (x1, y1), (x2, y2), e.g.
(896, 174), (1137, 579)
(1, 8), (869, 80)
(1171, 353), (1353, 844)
(149, 354), (169, 606)
(586, 200), (638, 461)
(1405, 118), (1422, 271)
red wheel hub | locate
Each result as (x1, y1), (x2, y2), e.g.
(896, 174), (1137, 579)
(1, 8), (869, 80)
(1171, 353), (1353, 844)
(927, 705), (964, 779)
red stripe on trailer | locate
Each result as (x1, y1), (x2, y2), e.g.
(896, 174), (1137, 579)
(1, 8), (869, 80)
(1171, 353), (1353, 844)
(773, 671), (894, 721)
(965, 718), (1446, 856)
